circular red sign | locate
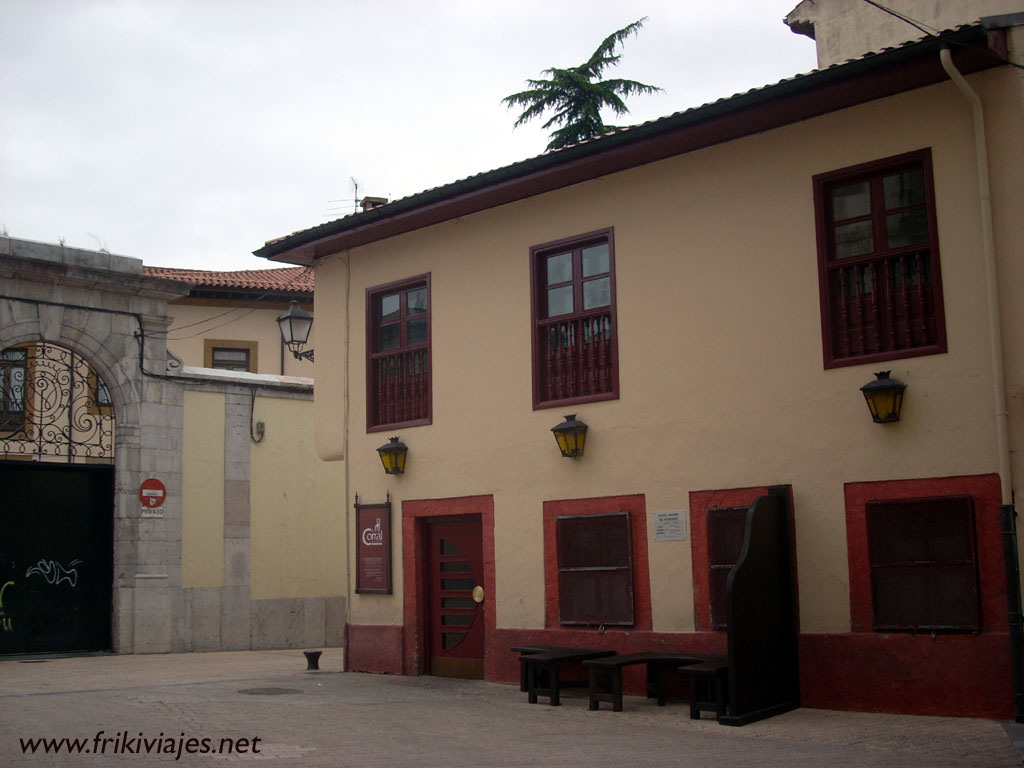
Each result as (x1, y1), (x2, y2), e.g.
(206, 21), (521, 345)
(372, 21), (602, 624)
(139, 478), (167, 508)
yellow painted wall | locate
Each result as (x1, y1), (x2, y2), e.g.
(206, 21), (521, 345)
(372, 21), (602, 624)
(164, 303), (316, 377)
(250, 396), (347, 599)
(312, 69), (1023, 636)
(182, 390), (225, 587)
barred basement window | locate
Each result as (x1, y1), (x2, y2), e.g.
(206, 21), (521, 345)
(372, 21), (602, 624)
(866, 495), (979, 632)
(531, 229), (618, 409)
(813, 149), (947, 368)
(556, 511), (634, 626)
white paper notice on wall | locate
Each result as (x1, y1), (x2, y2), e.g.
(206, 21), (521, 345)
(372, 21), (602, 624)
(652, 510), (687, 541)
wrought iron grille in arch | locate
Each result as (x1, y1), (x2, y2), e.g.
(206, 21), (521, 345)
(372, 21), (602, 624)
(0, 342), (114, 463)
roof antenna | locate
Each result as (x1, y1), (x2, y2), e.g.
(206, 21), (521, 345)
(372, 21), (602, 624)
(325, 177), (361, 218)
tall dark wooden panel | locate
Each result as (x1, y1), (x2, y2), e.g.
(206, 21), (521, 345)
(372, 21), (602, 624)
(719, 486), (800, 725)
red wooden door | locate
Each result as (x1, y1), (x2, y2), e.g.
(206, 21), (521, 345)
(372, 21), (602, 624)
(427, 516), (485, 678)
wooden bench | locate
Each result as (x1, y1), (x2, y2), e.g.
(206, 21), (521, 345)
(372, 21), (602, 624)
(520, 648), (616, 706)
(678, 659), (730, 720)
(511, 645), (583, 692)
(583, 652), (723, 712)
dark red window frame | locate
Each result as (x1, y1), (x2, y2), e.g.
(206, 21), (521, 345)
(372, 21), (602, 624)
(813, 149), (947, 368)
(366, 274), (431, 432)
(530, 228), (619, 409)
(865, 495), (980, 632)
(543, 495), (652, 631)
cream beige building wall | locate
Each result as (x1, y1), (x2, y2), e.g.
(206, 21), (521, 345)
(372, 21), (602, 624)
(179, 379), (347, 650)
(163, 302), (316, 377)
(786, 0), (1024, 68)
(312, 65), (1022, 639)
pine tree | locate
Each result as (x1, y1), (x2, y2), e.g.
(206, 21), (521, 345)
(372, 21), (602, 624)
(503, 18), (662, 151)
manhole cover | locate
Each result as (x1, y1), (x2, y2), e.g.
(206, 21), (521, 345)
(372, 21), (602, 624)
(238, 688), (303, 696)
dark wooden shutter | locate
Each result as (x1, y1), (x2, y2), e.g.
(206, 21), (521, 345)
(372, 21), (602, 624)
(707, 506), (748, 629)
(557, 512), (633, 626)
(866, 496), (979, 631)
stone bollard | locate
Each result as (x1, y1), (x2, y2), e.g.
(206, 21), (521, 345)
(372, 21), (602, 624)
(304, 650), (322, 671)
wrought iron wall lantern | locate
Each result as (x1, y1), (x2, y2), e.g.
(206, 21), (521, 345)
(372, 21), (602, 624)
(860, 371), (906, 424)
(551, 413), (588, 458)
(377, 436), (408, 474)
(277, 300), (315, 362)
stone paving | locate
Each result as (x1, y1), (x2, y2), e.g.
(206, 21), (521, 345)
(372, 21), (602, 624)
(1, 649), (1020, 767)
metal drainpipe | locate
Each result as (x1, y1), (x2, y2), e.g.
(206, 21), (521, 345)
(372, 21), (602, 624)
(939, 44), (1023, 723)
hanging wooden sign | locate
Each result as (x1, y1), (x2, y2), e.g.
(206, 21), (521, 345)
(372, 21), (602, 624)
(355, 494), (392, 594)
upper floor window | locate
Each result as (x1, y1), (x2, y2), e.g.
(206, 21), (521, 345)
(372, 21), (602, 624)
(0, 347), (27, 432)
(204, 340), (257, 373)
(813, 149), (946, 368)
(367, 275), (431, 431)
(531, 229), (618, 408)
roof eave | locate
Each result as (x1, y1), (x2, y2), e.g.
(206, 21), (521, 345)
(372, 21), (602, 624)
(254, 26), (1000, 266)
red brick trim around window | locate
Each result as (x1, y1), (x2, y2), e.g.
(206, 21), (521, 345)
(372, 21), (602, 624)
(543, 495), (651, 631)
(689, 486), (775, 632)
(844, 474), (1005, 633)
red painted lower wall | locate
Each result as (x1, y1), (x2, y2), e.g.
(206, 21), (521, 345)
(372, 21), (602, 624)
(800, 632), (1013, 719)
(346, 621), (1014, 719)
(346, 624), (404, 675)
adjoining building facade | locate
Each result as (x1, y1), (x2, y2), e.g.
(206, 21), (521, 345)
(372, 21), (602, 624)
(143, 265), (313, 376)
(255, 21), (1024, 719)
(1, 238), (343, 656)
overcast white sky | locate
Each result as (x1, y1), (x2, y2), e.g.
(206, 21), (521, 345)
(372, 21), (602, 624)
(0, 1), (816, 271)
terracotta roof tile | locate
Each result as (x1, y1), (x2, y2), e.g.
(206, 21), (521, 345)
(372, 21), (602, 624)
(144, 265), (313, 294)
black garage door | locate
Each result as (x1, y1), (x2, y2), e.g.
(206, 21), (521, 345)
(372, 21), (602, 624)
(0, 462), (114, 654)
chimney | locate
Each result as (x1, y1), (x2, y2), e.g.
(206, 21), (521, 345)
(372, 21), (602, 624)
(360, 196), (388, 212)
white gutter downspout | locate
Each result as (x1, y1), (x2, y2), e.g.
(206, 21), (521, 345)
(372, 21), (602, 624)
(939, 46), (1013, 505)
(941, 42), (1024, 724)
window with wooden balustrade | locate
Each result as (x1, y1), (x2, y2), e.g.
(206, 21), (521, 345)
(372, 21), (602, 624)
(367, 275), (431, 431)
(530, 228), (619, 409)
(813, 149), (947, 368)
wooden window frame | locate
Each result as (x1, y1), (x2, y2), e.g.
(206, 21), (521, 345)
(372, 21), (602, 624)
(530, 228), (619, 409)
(844, 475), (1005, 635)
(813, 149), (947, 369)
(706, 505), (749, 630)
(556, 511), (634, 626)
(865, 495), (980, 633)
(543, 495), (652, 631)
(366, 274), (432, 432)
(203, 339), (258, 372)
(689, 486), (793, 632)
